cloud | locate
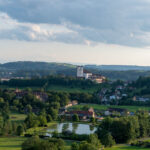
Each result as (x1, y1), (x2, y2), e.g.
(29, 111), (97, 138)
(0, 0), (150, 46)
(0, 12), (84, 43)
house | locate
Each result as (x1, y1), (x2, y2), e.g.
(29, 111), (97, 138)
(83, 69), (93, 79)
(96, 116), (104, 122)
(109, 95), (116, 100)
(65, 100), (78, 108)
(122, 94), (127, 97)
(33, 91), (48, 102)
(59, 107), (67, 115)
(65, 108), (95, 120)
(133, 96), (150, 102)
(15, 89), (28, 99)
(107, 107), (129, 115)
(15, 89), (48, 102)
(116, 86), (123, 90)
(104, 111), (110, 116)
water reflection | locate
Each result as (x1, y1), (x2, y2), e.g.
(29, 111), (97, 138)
(72, 123), (78, 133)
(89, 125), (95, 132)
(46, 123), (97, 135)
(62, 123), (69, 132)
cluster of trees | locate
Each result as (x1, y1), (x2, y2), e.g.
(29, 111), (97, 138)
(24, 112), (49, 129)
(0, 87), (100, 115)
(1, 76), (97, 89)
(131, 76), (150, 95)
(97, 111), (150, 146)
(22, 136), (65, 150)
(22, 134), (102, 150)
(70, 92), (99, 104)
(71, 134), (102, 150)
(0, 98), (24, 136)
(131, 140), (150, 148)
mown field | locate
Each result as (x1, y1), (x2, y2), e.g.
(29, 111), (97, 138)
(0, 85), (98, 93)
(105, 144), (150, 150)
(71, 104), (150, 112)
(10, 113), (27, 123)
(0, 137), (73, 150)
(0, 137), (26, 150)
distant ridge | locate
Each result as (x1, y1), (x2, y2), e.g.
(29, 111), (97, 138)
(85, 65), (150, 71)
(0, 61), (150, 80)
(0, 61), (150, 71)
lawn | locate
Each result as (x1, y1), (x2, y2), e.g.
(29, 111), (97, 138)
(71, 104), (150, 112)
(10, 113), (27, 122)
(25, 122), (57, 135)
(1, 137), (149, 150)
(105, 144), (150, 150)
(0, 137), (26, 150)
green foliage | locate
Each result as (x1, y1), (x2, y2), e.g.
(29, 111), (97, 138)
(72, 114), (79, 122)
(79, 141), (98, 150)
(22, 136), (65, 150)
(90, 117), (95, 123)
(71, 142), (79, 150)
(46, 114), (53, 122)
(97, 113), (150, 145)
(17, 125), (24, 136)
(71, 134), (101, 150)
(101, 132), (115, 147)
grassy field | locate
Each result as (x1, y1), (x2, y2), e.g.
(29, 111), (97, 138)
(0, 137), (74, 150)
(71, 104), (150, 112)
(10, 113), (27, 123)
(105, 144), (150, 150)
(25, 122), (57, 135)
(0, 137), (26, 150)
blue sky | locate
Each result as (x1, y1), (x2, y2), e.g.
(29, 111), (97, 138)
(0, 0), (150, 65)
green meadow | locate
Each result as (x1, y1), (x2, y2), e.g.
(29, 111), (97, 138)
(0, 137), (26, 150)
(105, 144), (150, 150)
(10, 113), (27, 123)
(71, 104), (150, 112)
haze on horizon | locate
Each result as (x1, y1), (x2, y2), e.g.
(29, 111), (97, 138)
(1, 0), (150, 66)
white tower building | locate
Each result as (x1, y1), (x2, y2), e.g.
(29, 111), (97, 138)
(77, 66), (84, 77)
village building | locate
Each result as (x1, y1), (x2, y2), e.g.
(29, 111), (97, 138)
(105, 108), (130, 116)
(65, 100), (78, 108)
(65, 108), (95, 120)
(15, 89), (48, 102)
(133, 96), (150, 102)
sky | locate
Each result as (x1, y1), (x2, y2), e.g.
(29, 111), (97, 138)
(0, 0), (150, 65)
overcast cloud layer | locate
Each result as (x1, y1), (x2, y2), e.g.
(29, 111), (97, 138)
(1, 0), (150, 46)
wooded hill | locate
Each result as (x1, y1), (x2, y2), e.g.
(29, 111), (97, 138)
(1, 61), (150, 80)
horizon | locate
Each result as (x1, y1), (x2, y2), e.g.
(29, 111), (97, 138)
(2, 60), (150, 67)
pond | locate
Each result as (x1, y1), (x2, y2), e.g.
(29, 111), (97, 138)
(45, 123), (97, 136)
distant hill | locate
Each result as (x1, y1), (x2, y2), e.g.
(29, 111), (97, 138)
(1, 61), (150, 71)
(85, 65), (150, 71)
(0, 61), (76, 70)
(0, 61), (150, 80)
